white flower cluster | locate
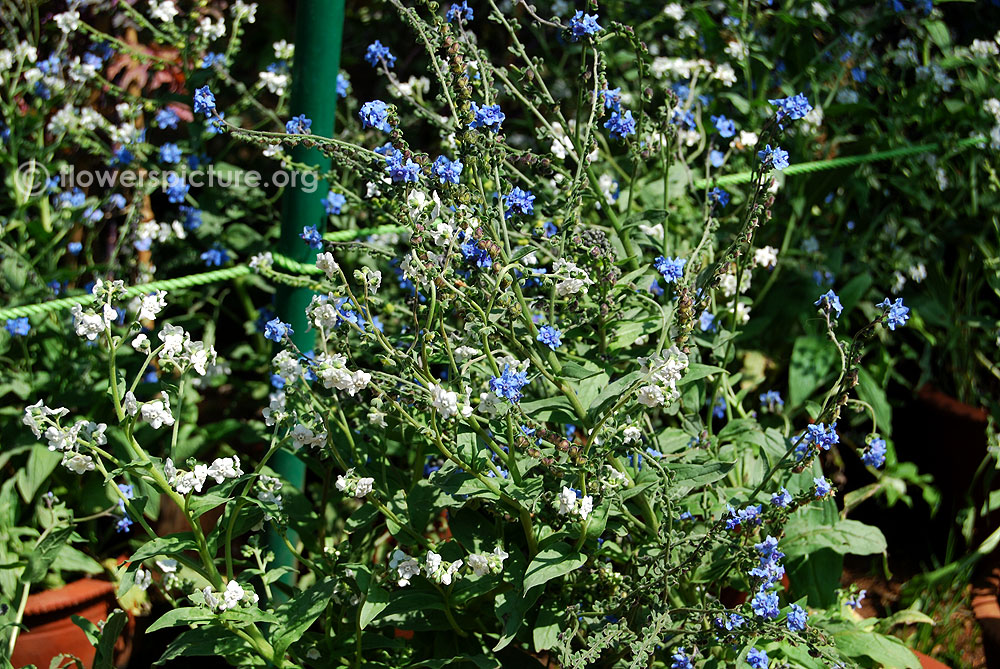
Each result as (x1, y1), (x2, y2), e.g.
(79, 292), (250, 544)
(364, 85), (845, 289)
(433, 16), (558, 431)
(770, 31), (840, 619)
(753, 246), (779, 270)
(429, 384), (473, 420)
(335, 469), (375, 499)
(256, 475), (284, 519)
(203, 580), (259, 613)
(23, 401), (105, 475)
(551, 259), (594, 297)
(164, 455), (243, 496)
(636, 347), (689, 409)
(314, 353), (372, 396)
(466, 547), (509, 577)
(290, 422), (327, 450)
(558, 486), (594, 520)
(424, 550), (463, 586)
(157, 324), (218, 376)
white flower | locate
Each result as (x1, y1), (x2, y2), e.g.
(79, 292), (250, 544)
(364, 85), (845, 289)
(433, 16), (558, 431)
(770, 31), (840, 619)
(149, 0), (178, 23)
(637, 385), (666, 408)
(908, 263), (927, 283)
(203, 586), (219, 610)
(273, 40), (294, 60)
(132, 334), (150, 352)
(468, 547), (508, 576)
(368, 409), (388, 428)
(663, 3), (684, 20)
(552, 259), (594, 297)
(724, 40), (747, 60)
(335, 469), (374, 498)
(135, 568), (152, 591)
(222, 580), (245, 610)
(195, 17), (227, 41)
(891, 271), (907, 293)
(55, 10), (80, 33)
(389, 549), (421, 587)
(971, 39), (999, 58)
(207, 456), (243, 483)
(355, 477), (374, 498)
(124, 391), (139, 417)
(811, 2), (829, 20)
(250, 252), (273, 271)
(430, 384), (461, 419)
(231, 0), (257, 23)
(156, 559), (178, 573)
(424, 551), (462, 586)
(712, 63), (737, 87)
(738, 130), (759, 149)
(306, 649), (321, 661)
(623, 426), (642, 444)
(557, 487), (593, 519)
(754, 246), (779, 269)
(138, 290), (167, 321)
(71, 305), (106, 341)
(62, 453), (94, 475)
(141, 398), (175, 429)
(290, 424), (326, 449)
(316, 252), (339, 279)
(259, 70), (288, 96)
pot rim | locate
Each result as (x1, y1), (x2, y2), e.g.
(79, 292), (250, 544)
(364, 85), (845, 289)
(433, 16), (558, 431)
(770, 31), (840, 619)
(23, 577), (116, 618)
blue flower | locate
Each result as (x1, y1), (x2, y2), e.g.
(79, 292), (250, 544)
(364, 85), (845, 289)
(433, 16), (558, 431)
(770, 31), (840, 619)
(200, 244), (230, 267)
(758, 144), (789, 170)
(699, 310), (716, 332)
(649, 279), (664, 296)
(715, 612), (745, 631)
(193, 85), (216, 117)
(671, 108), (696, 130)
(543, 221), (558, 237)
(771, 487), (792, 507)
(851, 67), (867, 83)
(670, 649), (694, 669)
(365, 40), (396, 68)
(604, 110), (636, 140)
(165, 173), (189, 204)
(862, 437), (887, 468)
(813, 476), (832, 498)
(505, 187), (535, 217)
(337, 72), (350, 98)
(271, 374), (286, 390)
(568, 11), (602, 40)
(67, 241), (83, 256)
(711, 114), (736, 138)
(264, 318), (294, 343)
(712, 396), (726, 419)
(285, 114), (312, 135)
(751, 589), (780, 619)
(725, 504), (762, 530)
(385, 152), (421, 183)
(746, 648), (769, 669)
(300, 225), (323, 250)
(710, 150), (725, 167)
(324, 191), (347, 215)
(787, 604), (808, 632)
(180, 205), (202, 230)
(460, 234), (492, 269)
(768, 92), (812, 124)
(600, 87), (622, 111)
(446, 1), (473, 22)
(814, 289), (843, 318)
(846, 588), (867, 609)
(537, 325), (562, 350)
(489, 365), (529, 404)
(5, 317), (30, 336)
(359, 100), (392, 132)
(155, 108), (179, 129)
(432, 155), (464, 184)
(159, 142), (182, 164)
(469, 102), (505, 132)
(654, 256), (686, 283)
(877, 297), (910, 330)
(709, 187), (730, 208)
(110, 146), (134, 167)
(201, 52), (226, 68)
(759, 390), (784, 412)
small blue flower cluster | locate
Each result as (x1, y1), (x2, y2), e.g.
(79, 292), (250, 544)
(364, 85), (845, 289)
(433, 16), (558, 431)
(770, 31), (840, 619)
(601, 87), (621, 111)
(568, 11), (602, 40)
(200, 244), (230, 267)
(193, 86), (216, 117)
(604, 110), (636, 140)
(432, 155), (463, 184)
(383, 147), (421, 183)
(300, 225), (323, 250)
(446, 1), (473, 22)
(814, 289), (843, 318)
(5, 317), (30, 336)
(505, 187), (535, 218)
(757, 144), (789, 170)
(536, 325), (562, 350)
(749, 535), (785, 620)
(794, 421), (839, 460)
(264, 318), (294, 343)
(877, 297), (910, 330)
(724, 504), (762, 530)
(711, 114), (736, 138)
(324, 191), (347, 215)
(490, 365), (529, 404)
(670, 648), (694, 669)
(709, 187), (730, 208)
(746, 648), (769, 669)
(861, 436), (887, 468)
(767, 92), (812, 124)
(285, 114), (312, 135)
(458, 231), (492, 269)
(365, 40), (396, 68)
(654, 256), (686, 283)
(813, 476), (833, 498)
(759, 390), (784, 413)
(770, 487), (792, 507)
(359, 100), (393, 133)
(469, 102), (505, 132)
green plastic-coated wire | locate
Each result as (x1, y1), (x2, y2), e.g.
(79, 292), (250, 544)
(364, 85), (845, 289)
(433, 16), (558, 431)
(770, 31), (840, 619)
(0, 138), (986, 324)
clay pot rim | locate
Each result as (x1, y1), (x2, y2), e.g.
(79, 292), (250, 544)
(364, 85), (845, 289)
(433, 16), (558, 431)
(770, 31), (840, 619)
(23, 578), (116, 617)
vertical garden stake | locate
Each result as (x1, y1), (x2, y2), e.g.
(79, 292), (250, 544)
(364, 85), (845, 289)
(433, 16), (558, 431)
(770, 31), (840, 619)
(270, 0), (346, 589)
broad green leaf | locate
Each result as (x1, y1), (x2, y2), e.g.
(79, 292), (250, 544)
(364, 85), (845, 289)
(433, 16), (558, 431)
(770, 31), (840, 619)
(533, 602), (562, 652)
(93, 609), (129, 669)
(788, 335), (838, 407)
(677, 363), (727, 385)
(147, 607), (216, 633)
(665, 461), (735, 488)
(833, 630), (920, 668)
(154, 626), (252, 665)
(17, 446), (61, 503)
(130, 534), (198, 563)
(22, 526), (75, 583)
(523, 543), (587, 595)
(272, 576), (339, 658)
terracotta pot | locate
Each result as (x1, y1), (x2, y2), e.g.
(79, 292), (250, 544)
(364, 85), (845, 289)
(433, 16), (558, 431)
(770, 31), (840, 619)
(11, 578), (133, 669)
(973, 563), (1000, 668)
(912, 648), (953, 669)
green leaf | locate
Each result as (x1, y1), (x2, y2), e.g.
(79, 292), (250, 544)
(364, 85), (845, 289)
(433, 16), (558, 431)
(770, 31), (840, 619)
(22, 526), (74, 583)
(855, 367), (892, 435)
(677, 363), (727, 385)
(523, 543), (587, 595)
(533, 602), (562, 652)
(93, 609), (129, 669)
(788, 335), (838, 407)
(587, 370), (644, 420)
(130, 534), (198, 563)
(271, 576), (339, 658)
(833, 630), (920, 668)
(494, 587), (541, 651)
(786, 548), (843, 608)
(154, 626), (253, 665)
(146, 607), (216, 633)
(354, 565), (391, 630)
(783, 517), (887, 557)
(17, 446), (61, 504)
(665, 461), (735, 488)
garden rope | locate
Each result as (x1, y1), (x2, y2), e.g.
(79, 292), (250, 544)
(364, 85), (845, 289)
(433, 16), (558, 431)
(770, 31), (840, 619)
(0, 139), (985, 323)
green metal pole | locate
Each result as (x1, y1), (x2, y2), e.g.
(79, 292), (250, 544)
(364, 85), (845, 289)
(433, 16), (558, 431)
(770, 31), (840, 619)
(270, 0), (345, 586)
